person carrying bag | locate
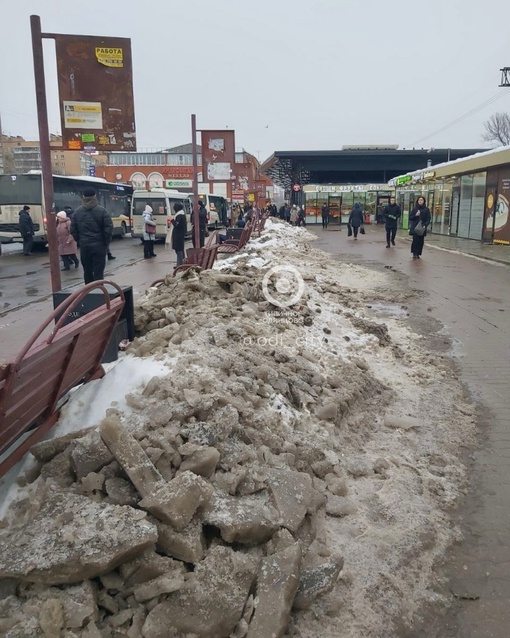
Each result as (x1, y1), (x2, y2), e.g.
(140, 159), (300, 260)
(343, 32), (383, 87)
(409, 196), (431, 259)
(142, 205), (157, 259)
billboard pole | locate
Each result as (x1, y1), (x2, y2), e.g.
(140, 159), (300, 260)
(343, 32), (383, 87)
(30, 15), (61, 293)
(191, 114), (200, 251)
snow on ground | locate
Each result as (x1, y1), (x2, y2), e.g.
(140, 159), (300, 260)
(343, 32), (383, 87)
(0, 219), (476, 637)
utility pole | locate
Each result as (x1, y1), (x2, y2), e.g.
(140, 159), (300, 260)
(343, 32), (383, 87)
(191, 114), (200, 252)
(31, 15), (61, 292)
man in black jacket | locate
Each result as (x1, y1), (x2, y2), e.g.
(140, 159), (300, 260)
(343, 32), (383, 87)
(71, 188), (113, 283)
(383, 196), (402, 247)
(18, 205), (34, 255)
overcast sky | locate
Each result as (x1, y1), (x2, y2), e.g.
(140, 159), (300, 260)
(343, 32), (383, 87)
(1, 0), (510, 163)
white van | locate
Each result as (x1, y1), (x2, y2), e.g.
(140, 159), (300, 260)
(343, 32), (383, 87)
(197, 194), (227, 227)
(131, 189), (191, 241)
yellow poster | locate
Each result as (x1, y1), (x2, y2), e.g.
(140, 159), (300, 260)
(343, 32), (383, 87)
(95, 47), (123, 68)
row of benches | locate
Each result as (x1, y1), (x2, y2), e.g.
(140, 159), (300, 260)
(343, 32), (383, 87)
(171, 210), (269, 277)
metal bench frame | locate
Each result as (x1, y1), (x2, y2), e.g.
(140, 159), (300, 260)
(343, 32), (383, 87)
(0, 281), (125, 477)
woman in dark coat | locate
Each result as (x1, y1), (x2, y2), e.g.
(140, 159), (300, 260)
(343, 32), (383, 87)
(409, 196), (431, 259)
(171, 203), (187, 266)
(348, 202), (364, 239)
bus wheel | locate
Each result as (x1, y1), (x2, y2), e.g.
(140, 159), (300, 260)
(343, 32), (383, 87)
(120, 222), (127, 239)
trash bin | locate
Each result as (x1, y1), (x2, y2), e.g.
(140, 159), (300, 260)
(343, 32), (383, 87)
(52, 284), (134, 363)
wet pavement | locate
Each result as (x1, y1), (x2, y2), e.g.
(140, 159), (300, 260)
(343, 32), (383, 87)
(310, 225), (510, 638)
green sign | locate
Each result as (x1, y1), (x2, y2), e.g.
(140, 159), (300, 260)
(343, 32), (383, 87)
(81, 133), (96, 142)
(396, 175), (412, 185)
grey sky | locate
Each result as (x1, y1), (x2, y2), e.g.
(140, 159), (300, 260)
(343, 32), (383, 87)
(1, 0), (510, 164)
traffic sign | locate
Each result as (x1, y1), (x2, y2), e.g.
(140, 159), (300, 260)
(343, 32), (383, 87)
(293, 184), (301, 191)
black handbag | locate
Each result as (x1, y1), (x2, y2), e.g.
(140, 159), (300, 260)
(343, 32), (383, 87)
(359, 226), (365, 235)
(347, 223), (352, 237)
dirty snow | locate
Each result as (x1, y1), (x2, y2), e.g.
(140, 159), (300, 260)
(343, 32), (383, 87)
(0, 219), (476, 638)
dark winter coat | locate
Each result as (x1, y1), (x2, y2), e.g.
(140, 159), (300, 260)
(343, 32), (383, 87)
(18, 210), (34, 236)
(383, 203), (402, 229)
(171, 211), (187, 251)
(409, 204), (431, 235)
(349, 203), (364, 227)
(193, 205), (208, 230)
(321, 205), (329, 219)
(71, 195), (113, 247)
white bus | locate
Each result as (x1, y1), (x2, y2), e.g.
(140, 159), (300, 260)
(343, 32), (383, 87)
(131, 189), (191, 241)
(198, 194), (227, 227)
(0, 173), (132, 248)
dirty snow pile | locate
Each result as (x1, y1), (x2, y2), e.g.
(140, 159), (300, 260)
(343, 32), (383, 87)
(0, 219), (476, 638)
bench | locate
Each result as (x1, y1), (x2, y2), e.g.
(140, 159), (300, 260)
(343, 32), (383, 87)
(0, 281), (125, 477)
(217, 222), (254, 254)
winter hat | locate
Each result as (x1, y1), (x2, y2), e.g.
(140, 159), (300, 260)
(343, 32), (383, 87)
(82, 187), (96, 198)
(56, 211), (68, 220)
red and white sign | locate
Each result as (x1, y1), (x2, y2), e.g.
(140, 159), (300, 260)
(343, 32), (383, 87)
(293, 184), (301, 192)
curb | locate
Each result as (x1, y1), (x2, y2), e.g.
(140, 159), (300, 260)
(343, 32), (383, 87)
(400, 235), (510, 267)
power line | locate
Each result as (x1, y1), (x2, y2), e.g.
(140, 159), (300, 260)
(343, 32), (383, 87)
(413, 89), (510, 145)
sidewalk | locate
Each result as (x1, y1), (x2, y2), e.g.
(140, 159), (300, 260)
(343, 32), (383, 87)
(397, 228), (510, 266)
(0, 249), (178, 360)
(309, 225), (510, 638)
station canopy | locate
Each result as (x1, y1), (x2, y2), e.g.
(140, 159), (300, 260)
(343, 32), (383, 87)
(259, 146), (486, 190)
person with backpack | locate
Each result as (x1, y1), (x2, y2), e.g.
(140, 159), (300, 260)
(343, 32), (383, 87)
(71, 188), (113, 283)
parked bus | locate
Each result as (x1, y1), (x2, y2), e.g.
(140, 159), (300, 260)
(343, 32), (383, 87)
(131, 189), (191, 241)
(0, 173), (132, 248)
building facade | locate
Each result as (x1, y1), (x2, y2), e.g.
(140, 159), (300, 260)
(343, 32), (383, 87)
(97, 143), (273, 207)
(391, 147), (510, 245)
(0, 134), (92, 176)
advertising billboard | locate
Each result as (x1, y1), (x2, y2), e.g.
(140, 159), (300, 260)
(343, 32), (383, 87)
(55, 35), (136, 152)
(201, 130), (235, 182)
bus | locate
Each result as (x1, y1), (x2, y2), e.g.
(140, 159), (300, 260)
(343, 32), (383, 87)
(198, 194), (227, 227)
(131, 189), (192, 241)
(0, 173), (132, 248)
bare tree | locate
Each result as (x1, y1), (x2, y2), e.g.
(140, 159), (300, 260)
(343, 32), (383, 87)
(482, 112), (510, 146)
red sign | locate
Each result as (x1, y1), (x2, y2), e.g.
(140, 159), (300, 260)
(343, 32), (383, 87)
(293, 184), (301, 192)
(201, 130), (235, 181)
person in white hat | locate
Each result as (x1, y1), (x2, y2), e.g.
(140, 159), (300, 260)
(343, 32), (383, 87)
(56, 211), (79, 270)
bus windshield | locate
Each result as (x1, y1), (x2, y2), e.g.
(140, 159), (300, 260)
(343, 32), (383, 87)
(0, 174), (43, 205)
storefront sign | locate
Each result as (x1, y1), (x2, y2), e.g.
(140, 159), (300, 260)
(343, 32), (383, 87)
(423, 171), (436, 179)
(312, 184), (390, 193)
(166, 179), (192, 189)
(396, 175), (413, 185)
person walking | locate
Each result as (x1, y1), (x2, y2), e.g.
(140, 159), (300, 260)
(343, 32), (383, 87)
(56, 211), (79, 270)
(321, 204), (330, 229)
(348, 202), (364, 239)
(170, 202), (187, 266)
(297, 206), (306, 226)
(18, 205), (34, 255)
(192, 201), (208, 248)
(237, 212), (246, 228)
(383, 196), (402, 247)
(409, 196), (431, 259)
(142, 204), (157, 259)
(290, 205), (298, 225)
(71, 188), (113, 283)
